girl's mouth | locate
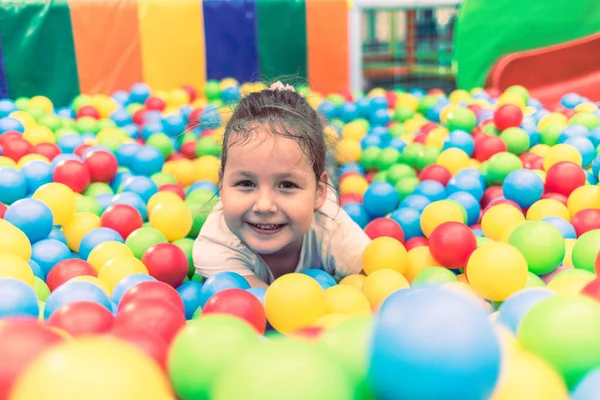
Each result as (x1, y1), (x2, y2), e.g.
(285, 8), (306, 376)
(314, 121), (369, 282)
(247, 223), (286, 235)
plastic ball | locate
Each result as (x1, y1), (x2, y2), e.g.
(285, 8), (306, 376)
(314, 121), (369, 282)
(46, 258), (96, 292)
(494, 104), (523, 131)
(62, 212), (101, 252)
(4, 198), (53, 243)
(0, 278), (39, 318)
(30, 239), (71, 277)
(413, 179), (447, 202)
(110, 273), (156, 305)
(175, 281), (204, 320)
(203, 288), (266, 334)
(364, 217), (404, 242)
(100, 204), (143, 240)
(125, 227), (168, 259)
(32, 182), (77, 226)
(508, 221), (565, 275)
(545, 161), (586, 197)
(141, 243), (188, 287)
(47, 301), (114, 337)
(526, 198), (570, 220)
(485, 152), (523, 185)
(44, 280), (112, 319)
(572, 208), (600, 236)
(428, 221), (477, 269)
(568, 185), (598, 216)
(130, 146), (165, 176)
(420, 200), (464, 238)
(361, 237), (408, 275)
(481, 204), (525, 241)
(302, 269), (337, 289)
(51, 159), (90, 193)
(362, 182), (399, 218)
(98, 255), (148, 292)
(323, 285), (371, 316)
(436, 148), (470, 175)
(198, 271), (250, 307)
(572, 230), (600, 273)
(149, 202), (192, 241)
(0, 168), (27, 205)
(496, 288), (554, 333)
(78, 227), (124, 260)
(543, 144), (583, 170)
(361, 269), (409, 310)
(502, 169), (544, 208)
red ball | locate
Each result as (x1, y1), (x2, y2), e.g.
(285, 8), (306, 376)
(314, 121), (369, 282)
(46, 259), (97, 292)
(33, 142), (61, 161)
(0, 131), (22, 146)
(413, 133), (427, 145)
(145, 96), (166, 111)
(481, 186), (505, 208)
(158, 183), (186, 199)
(385, 91), (396, 109)
(187, 108), (203, 128)
(141, 243), (188, 287)
(493, 104), (523, 131)
(365, 171), (378, 183)
(418, 164), (452, 186)
(541, 192), (568, 205)
(110, 326), (169, 369)
(0, 321), (64, 398)
(52, 159), (91, 193)
(132, 109), (148, 126)
(180, 141), (197, 159)
(482, 198), (523, 216)
(545, 161), (586, 197)
(73, 144), (92, 158)
(420, 122), (438, 135)
(428, 221), (477, 269)
(474, 135), (507, 162)
(339, 171), (362, 181)
(100, 204), (143, 240)
(76, 105), (101, 120)
(293, 326), (324, 340)
(581, 278), (600, 303)
(181, 85), (197, 102)
(83, 149), (118, 183)
(202, 288), (267, 334)
(2, 137), (32, 162)
(0, 203), (7, 219)
(47, 301), (115, 337)
(520, 152), (544, 170)
(118, 280), (185, 314)
(405, 236), (428, 250)
(340, 193), (363, 206)
(167, 153), (187, 162)
(486, 87), (501, 98)
(364, 218), (405, 243)
(571, 209), (600, 237)
(115, 298), (185, 344)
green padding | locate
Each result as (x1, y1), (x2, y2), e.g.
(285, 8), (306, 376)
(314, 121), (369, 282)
(455, 0), (600, 90)
(0, 0), (80, 106)
(256, 0), (307, 81)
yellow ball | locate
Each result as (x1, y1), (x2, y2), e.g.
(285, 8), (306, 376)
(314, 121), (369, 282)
(16, 154), (50, 169)
(220, 77), (239, 89)
(335, 138), (361, 164)
(575, 102), (597, 113)
(449, 89), (470, 105)
(568, 185), (598, 216)
(0, 156), (16, 168)
(339, 174), (369, 197)
(9, 111), (36, 130)
(538, 113), (568, 132)
(530, 144), (550, 158)
(0, 219), (32, 261)
(9, 336), (173, 400)
(497, 92), (526, 108)
(87, 241), (134, 273)
(481, 204), (525, 241)
(0, 253), (35, 287)
(264, 273), (327, 334)
(91, 94), (118, 119)
(547, 269), (594, 296)
(342, 121), (367, 141)
(28, 95), (54, 113)
(23, 125), (55, 145)
(68, 276), (111, 296)
(98, 256), (149, 292)
(33, 183), (77, 226)
(420, 200), (464, 238)
(193, 155), (221, 184)
(62, 212), (101, 252)
(562, 239), (576, 267)
(466, 242), (528, 301)
(97, 127), (125, 141)
(165, 159), (196, 186)
(362, 237), (408, 275)
(324, 285), (371, 316)
(324, 126), (340, 145)
(543, 144), (582, 170)
(149, 202), (192, 241)
(338, 274), (367, 291)
(396, 93), (419, 110)
(436, 148), (470, 175)
(147, 191), (184, 215)
(490, 350), (569, 400)
(405, 246), (439, 282)
(425, 127), (448, 148)
(362, 268), (409, 310)
(168, 88), (191, 108)
(313, 313), (351, 330)
(526, 199), (570, 221)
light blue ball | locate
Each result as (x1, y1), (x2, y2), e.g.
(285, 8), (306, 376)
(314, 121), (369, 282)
(443, 130), (475, 156)
(448, 191), (481, 226)
(573, 368), (600, 400)
(111, 273), (156, 304)
(502, 169), (544, 208)
(0, 278), (39, 318)
(44, 280), (112, 319)
(413, 180), (447, 202)
(78, 227), (124, 260)
(342, 203), (370, 228)
(31, 239), (72, 277)
(0, 168), (27, 205)
(4, 198), (53, 243)
(198, 271), (250, 307)
(115, 142), (141, 167)
(363, 182), (399, 218)
(542, 216), (577, 239)
(176, 281), (204, 319)
(21, 160), (53, 194)
(390, 207), (423, 240)
(302, 269), (337, 289)
(447, 174), (484, 201)
(400, 194), (430, 214)
(130, 146), (165, 176)
(121, 175), (158, 203)
(496, 288), (554, 333)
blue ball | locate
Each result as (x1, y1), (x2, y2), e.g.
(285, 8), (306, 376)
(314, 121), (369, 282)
(57, 133), (84, 153)
(502, 169), (544, 208)
(78, 227), (124, 260)
(31, 239), (72, 277)
(115, 142), (142, 167)
(162, 114), (186, 138)
(342, 202), (370, 228)
(111, 169), (133, 192)
(573, 368), (600, 400)
(363, 182), (399, 218)
(389, 208), (423, 240)
(221, 86), (241, 104)
(361, 135), (382, 149)
(454, 168), (487, 188)
(122, 124), (139, 139)
(111, 273), (156, 304)
(0, 99), (17, 118)
(339, 162), (365, 176)
(200, 106), (221, 129)
(370, 96), (388, 110)
(443, 130), (475, 156)
(48, 226), (68, 245)
(28, 260), (45, 280)
(4, 198), (54, 243)
(593, 154), (600, 179)
(369, 287), (501, 400)
(0, 168), (27, 204)
(558, 124), (588, 143)
(586, 169), (598, 185)
(541, 216), (577, 239)
(447, 174), (484, 201)
(44, 280), (112, 319)
(199, 271), (250, 307)
(589, 127), (600, 148)
(143, 111), (163, 124)
(400, 195), (430, 213)
(413, 180), (447, 202)
(110, 108), (132, 127)
(129, 82), (151, 104)
(370, 108), (391, 126)
(317, 101), (337, 120)
(96, 193), (114, 213)
(121, 175), (158, 203)
(140, 121), (164, 141)
(130, 146), (165, 176)
(388, 137), (407, 152)
(448, 192), (481, 226)
(187, 181), (219, 195)
(560, 93), (581, 109)
(246, 287), (266, 305)
(176, 281), (204, 319)
(565, 136), (595, 167)
(112, 191), (148, 220)
(0, 117), (24, 133)
(339, 102), (359, 123)
(302, 269), (337, 289)
(496, 288), (555, 333)
(0, 278), (39, 318)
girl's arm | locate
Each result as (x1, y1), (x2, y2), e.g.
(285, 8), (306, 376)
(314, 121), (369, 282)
(244, 274), (269, 289)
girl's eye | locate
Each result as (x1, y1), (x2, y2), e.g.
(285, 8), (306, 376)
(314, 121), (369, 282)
(235, 180), (255, 188)
(279, 181), (299, 190)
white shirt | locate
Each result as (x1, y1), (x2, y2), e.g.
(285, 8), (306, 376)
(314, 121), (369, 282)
(193, 190), (371, 284)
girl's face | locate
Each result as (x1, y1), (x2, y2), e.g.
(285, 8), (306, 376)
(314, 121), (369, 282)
(220, 126), (328, 256)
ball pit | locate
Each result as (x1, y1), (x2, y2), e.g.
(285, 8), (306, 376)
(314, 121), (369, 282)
(1, 80), (600, 398)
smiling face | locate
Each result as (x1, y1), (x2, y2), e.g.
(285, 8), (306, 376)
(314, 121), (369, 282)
(220, 125), (328, 256)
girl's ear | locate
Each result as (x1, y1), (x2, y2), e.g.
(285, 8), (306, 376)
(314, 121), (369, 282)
(314, 171), (329, 210)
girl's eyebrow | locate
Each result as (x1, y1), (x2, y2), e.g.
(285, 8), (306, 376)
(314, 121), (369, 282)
(231, 170), (307, 180)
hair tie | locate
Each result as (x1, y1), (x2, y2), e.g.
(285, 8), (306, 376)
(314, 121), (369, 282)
(270, 81), (296, 93)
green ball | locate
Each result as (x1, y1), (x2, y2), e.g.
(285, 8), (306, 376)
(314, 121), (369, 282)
(569, 112), (600, 130)
(385, 163), (416, 185)
(98, 136), (123, 152)
(84, 182), (113, 198)
(75, 116), (99, 134)
(416, 146), (441, 170)
(518, 295), (600, 388)
(327, 94), (346, 107)
(508, 221), (565, 275)
(355, 118), (370, 132)
(375, 148), (400, 171)
(185, 190), (219, 238)
(394, 106), (415, 122)
(500, 127), (530, 155)
(412, 267), (458, 288)
(173, 237), (195, 277)
(418, 95), (439, 114)
(389, 124), (407, 137)
(76, 196), (103, 216)
(192, 306), (203, 319)
(38, 113), (63, 132)
(539, 124), (563, 146)
(485, 152), (522, 185)
(151, 172), (177, 187)
(191, 273), (205, 283)
(526, 272), (546, 288)
(372, 171), (388, 183)
(25, 106), (47, 122)
(125, 227), (168, 258)
(403, 143), (425, 168)
(54, 127), (78, 142)
(196, 137), (222, 158)
(360, 147), (381, 171)
(180, 131), (197, 145)
(168, 315), (260, 400)
(476, 236), (492, 247)
(15, 97), (29, 110)
(0, 159), (16, 169)
(320, 316), (374, 399)
(446, 107), (477, 132)
(482, 123), (499, 136)
(394, 177), (419, 200)
(205, 80), (222, 101)
(505, 85), (529, 104)
(571, 230), (600, 273)
(147, 133), (174, 159)
(72, 95), (93, 112)
(97, 119), (117, 130)
(34, 277), (50, 302)
(212, 337), (353, 400)
(126, 103), (144, 115)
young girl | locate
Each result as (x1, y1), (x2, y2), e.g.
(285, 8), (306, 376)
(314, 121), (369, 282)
(193, 82), (371, 288)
